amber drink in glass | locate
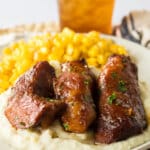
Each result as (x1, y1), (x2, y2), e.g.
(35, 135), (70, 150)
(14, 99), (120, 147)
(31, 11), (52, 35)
(58, 0), (115, 34)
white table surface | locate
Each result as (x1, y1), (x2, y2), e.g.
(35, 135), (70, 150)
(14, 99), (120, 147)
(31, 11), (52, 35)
(0, 0), (150, 28)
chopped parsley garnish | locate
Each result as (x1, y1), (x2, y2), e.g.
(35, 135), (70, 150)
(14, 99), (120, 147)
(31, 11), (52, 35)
(111, 72), (117, 79)
(45, 98), (54, 102)
(118, 80), (127, 92)
(84, 80), (89, 85)
(122, 58), (127, 63)
(63, 123), (69, 130)
(81, 71), (86, 76)
(70, 102), (75, 106)
(70, 66), (77, 72)
(70, 66), (74, 72)
(115, 100), (121, 106)
(107, 92), (117, 104)
(84, 94), (91, 101)
(59, 84), (64, 90)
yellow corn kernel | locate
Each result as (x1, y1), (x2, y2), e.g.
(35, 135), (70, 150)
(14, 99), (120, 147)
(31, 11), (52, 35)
(110, 44), (118, 52)
(87, 31), (100, 40)
(3, 48), (12, 55)
(51, 47), (64, 58)
(97, 54), (105, 65)
(86, 58), (98, 67)
(97, 40), (107, 51)
(53, 38), (63, 48)
(117, 46), (127, 55)
(0, 81), (9, 90)
(82, 37), (92, 48)
(0, 28), (127, 93)
(48, 54), (57, 61)
(72, 49), (81, 60)
(63, 55), (74, 62)
(40, 47), (49, 54)
(88, 46), (100, 58)
(9, 73), (18, 84)
(62, 28), (75, 38)
(66, 44), (74, 55)
(73, 34), (82, 45)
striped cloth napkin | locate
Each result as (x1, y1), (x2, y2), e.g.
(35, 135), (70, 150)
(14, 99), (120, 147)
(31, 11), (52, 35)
(113, 10), (150, 49)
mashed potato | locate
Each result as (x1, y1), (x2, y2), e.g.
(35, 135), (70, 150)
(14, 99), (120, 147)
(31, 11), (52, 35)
(0, 62), (150, 150)
(0, 30), (149, 149)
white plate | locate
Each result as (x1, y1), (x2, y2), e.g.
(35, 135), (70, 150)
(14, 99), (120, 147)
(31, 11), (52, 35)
(0, 34), (150, 150)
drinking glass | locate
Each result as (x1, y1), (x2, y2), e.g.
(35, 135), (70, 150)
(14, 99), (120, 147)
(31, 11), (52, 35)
(58, 0), (115, 34)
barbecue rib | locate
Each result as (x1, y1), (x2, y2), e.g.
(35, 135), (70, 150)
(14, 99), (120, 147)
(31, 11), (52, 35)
(5, 61), (66, 129)
(95, 54), (147, 144)
(54, 60), (96, 133)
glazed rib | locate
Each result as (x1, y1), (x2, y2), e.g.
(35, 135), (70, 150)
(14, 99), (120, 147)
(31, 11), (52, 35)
(95, 54), (147, 144)
(5, 61), (66, 129)
(54, 60), (96, 133)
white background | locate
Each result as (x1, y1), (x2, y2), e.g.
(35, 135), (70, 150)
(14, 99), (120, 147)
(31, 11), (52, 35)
(0, 0), (149, 28)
